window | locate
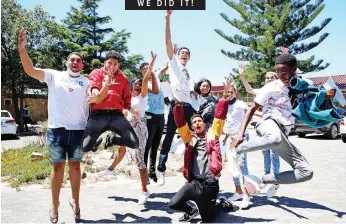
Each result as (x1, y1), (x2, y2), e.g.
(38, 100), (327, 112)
(4, 98), (12, 106)
(1, 111), (10, 117)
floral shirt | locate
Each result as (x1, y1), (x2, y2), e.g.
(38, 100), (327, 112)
(254, 79), (295, 134)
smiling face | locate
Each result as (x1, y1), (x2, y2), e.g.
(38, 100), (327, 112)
(191, 116), (206, 134)
(265, 72), (278, 84)
(227, 86), (237, 101)
(66, 54), (84, 73)
(275, 64), (295, 86)
(132, 80), (142, 96)
(178, 48), (190, 66)
(104, 58), (120, 75)
(200, 81), (210, 96)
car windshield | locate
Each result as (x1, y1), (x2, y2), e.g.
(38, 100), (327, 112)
(1, 112), (10, 117)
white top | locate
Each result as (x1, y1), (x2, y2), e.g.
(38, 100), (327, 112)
(254, 79), (294, 134)
(223, 100), (248, 137)
(131, 94), (148, 118)
(43, 69), (89, 130)
(168, 55), (191, 104)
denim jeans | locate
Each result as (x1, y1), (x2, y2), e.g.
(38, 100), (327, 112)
(263, 149), (280, 175)
(233, 133), (249, 185)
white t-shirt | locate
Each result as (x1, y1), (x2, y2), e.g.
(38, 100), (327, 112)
(43, 69), (89, 130)
(131, 94), (148, 118)
(223, 100), (248, 137)
(168, 55), (191, 104)
(254, 79), (294, 134)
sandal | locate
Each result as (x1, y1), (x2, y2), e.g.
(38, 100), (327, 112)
(69, 198), (81, 221)
(49, 209), (58, 223)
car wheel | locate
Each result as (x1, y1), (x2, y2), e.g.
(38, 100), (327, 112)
(326, 124), (338, 139)
(342, 135), (346, 143)
(297, 133), (306, 138)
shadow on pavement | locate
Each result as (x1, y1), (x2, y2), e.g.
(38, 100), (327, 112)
(79, 213), (172, 223)
(250, 195), (346, 219)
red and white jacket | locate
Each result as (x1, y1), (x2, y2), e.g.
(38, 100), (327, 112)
(173, 98), (228, 181)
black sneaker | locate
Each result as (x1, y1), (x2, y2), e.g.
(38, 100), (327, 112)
(104, 133), (113, 150)
(92, 137), (103, 152)
(179, 208), (199, 222)
(219, 197), (238, 212)
(148, 172), (158, 183)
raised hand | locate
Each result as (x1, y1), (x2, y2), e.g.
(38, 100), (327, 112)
(280, 46), (289, 54)
(223, 78), (232, 93)
(18, 28), (26, 49)
(165, 10), (173, 18)
(173, 44), (178, 55)
(238, 64), (246, 76)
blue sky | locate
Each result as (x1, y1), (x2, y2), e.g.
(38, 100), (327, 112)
(18, 0), (346, 85)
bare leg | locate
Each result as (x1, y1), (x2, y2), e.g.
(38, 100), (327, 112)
(68, 161), (81, 214)
(50, 162), (65, 218)
(139, 168), (148, 192)
(109, 146), (126, 170)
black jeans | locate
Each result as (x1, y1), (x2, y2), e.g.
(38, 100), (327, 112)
(169, 177), (222, 223)
(81, 110), (139, 152)
(144, 112), (164, 174)
(157, 101), (195, 172)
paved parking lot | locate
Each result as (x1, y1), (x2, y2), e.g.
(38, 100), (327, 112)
(1, 134), (346, 223)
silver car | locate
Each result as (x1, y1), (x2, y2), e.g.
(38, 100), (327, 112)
(295, 119), (340, 139)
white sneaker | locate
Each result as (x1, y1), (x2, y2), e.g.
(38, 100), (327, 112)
(138, 190), (151, 205)
(101, 169), (114, 176)
(266, 184), (280, 198)
(241, 194), (250, 209)
(228, 193), (243, 201)
(227, 149), (241, 178)
(157, 171), (165, 186)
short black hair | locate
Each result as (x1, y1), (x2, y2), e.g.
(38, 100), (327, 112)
(276, 54), (297, 68)
(131, 78), (143, 87)
(24, 105), (28, 107)
(194, 79), (212, 95)
(105, 51), (121, 62)
(139, 62), (149, 71)
(190, 113), (204, 123)
(178, 47), (190, 56)
(67, 52), (83, 62)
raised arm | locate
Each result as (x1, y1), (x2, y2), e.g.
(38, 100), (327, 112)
(18, 28), (45, 81)
(165, 10), (174, 60)
(141, 52), (157, 97)
(238, 64), (255, 95)
(173, 106), (192, 144)
(208, 78), (231, 138)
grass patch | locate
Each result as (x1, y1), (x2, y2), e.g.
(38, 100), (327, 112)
(1, 143), (51, 190)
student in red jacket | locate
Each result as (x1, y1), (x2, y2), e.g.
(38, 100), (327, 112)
(82, 51), (139, 153)
(169, 79), (236, 223)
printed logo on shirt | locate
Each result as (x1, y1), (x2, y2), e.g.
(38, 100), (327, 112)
(70, 80), (85, 87)
(68, 88), (74, 92)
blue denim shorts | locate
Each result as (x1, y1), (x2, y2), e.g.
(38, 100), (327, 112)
(46, 128), (84, 163)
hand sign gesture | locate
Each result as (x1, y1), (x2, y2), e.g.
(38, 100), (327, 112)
(18, 28), (27, 49)
(280, 46), (289, 54)
(223, 78), (232, 93)
(144, 51), (157, 80)
(238, 64), (246, 76)
(166, 10), (173, 18)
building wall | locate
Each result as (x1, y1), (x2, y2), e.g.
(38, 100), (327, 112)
(24, 98), (48, 122)
(1, 94), (16, 117)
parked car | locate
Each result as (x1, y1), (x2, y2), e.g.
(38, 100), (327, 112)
(1, 110), (17, 137)
(295, 118), (340, 139)
(340, 117), (346, 143)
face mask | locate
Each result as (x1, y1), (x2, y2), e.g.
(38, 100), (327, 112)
(67, 68), (81, 77)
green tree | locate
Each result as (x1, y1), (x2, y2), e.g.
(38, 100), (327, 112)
(63, 0), (143, 75)
(215, 0), (331, 94)
(1, 0), (69, 129)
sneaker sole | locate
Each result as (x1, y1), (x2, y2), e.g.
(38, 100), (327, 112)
(243, 177), (260, 195)
(266, 185), (279, 198)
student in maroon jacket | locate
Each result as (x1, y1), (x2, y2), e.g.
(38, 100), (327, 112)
(82, 51), (139, 152)
(168, 79), (236, 223)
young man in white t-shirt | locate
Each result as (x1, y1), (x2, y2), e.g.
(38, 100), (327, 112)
(157, 10), (196, 186)
(18, 28), (87, 223)
(230, 54), (335, 198)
